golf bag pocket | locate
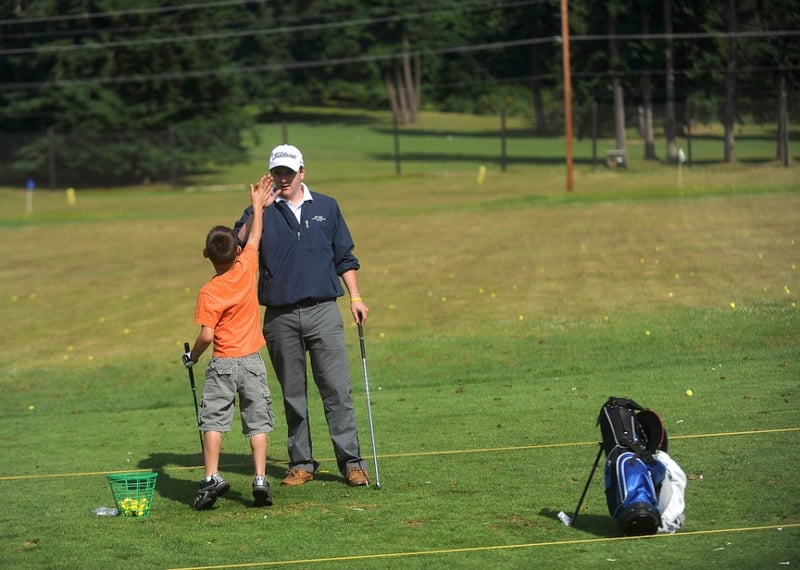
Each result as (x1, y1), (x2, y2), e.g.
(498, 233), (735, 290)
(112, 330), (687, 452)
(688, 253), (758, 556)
(605, 448), (664, 536)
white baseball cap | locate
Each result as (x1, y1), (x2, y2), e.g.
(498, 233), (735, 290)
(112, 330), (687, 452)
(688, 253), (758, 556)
(269, 144), (304, 172)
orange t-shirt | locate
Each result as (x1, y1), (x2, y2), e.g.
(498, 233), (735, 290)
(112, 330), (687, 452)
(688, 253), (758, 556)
(194, 245), (265, 358)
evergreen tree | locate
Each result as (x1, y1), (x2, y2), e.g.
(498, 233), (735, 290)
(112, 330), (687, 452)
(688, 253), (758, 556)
(0, 0), (280, 185)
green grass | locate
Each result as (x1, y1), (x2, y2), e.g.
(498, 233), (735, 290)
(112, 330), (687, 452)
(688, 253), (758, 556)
(0, 109), (798, 569)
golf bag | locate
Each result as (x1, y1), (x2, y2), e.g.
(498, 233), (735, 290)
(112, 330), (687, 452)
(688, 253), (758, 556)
(597, 397), (668, 536)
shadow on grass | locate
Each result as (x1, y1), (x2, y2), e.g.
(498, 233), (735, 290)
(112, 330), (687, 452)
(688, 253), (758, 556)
(262, 110), (380, 126)
(688, 129), (800, 141)
(371, 127), (541, 139)
(367, 150), (793, 167)
(367, 151), (601, 166)
(685, 156), (787, 166)
(538, 508), (618, 538)
(370, 126), (800, 142)
(137, 451), (348, 510)
(137, 451), (256, 510)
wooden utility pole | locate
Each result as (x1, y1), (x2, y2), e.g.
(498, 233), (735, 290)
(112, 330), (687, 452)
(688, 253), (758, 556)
(560, 0), (574, 191)
(664, 0), (678, 162)
(724, 0), (737, 163)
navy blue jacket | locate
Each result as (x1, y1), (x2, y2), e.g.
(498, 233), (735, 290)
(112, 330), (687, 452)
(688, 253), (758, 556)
(234, 189), (360, 307)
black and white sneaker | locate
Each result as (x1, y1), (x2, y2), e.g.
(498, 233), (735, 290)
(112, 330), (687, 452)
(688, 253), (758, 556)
(252, 476), (273, 507)
(193, 474), (230, 510)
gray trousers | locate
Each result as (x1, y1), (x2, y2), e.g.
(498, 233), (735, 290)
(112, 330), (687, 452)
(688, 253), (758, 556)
(263, 301), (365, 477)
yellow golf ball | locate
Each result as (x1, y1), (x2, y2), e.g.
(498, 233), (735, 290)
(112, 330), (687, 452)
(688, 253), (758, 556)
(685, 389), (693, 397)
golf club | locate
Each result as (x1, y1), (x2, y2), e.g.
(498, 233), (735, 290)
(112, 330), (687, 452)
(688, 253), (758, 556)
(357, 323), (382, 490)
(183, 342), (204, 455)
(558, 443), (603, 527)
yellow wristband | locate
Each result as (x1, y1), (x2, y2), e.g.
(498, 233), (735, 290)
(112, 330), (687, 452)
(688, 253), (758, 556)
(350, 296), (363, 302)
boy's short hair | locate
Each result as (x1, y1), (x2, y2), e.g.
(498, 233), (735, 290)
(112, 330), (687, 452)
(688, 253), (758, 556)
(205, 226), (238, 265)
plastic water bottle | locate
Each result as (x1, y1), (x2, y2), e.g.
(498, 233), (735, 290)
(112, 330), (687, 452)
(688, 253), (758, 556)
(93, 506), (119, 516)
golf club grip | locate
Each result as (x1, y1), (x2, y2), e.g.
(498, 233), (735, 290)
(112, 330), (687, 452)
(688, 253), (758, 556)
(183, 341), (196, 387)
(357, 323), (366, 356)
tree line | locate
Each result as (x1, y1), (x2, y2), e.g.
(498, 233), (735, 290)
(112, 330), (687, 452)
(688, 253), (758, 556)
(0, 0), (797, 185)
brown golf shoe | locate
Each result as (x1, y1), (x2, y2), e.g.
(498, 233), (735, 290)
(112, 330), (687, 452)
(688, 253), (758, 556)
(346, 467), (370, 487)
(281, 468), (314, 486)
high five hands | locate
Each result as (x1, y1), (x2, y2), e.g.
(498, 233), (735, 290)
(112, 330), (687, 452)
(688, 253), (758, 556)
(250, 174), (277, 210)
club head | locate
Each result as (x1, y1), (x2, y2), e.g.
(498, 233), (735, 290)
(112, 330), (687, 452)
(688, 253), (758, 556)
(557, 510), (574, 526)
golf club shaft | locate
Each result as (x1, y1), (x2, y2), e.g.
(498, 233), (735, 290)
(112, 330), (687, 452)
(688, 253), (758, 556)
(184, 342), (204, 454)
(357, 323), (381, 488)
(570, 444), (603, 525)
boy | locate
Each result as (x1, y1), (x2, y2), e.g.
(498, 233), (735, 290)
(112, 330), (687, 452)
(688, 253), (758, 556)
(182, 174), (277, 510)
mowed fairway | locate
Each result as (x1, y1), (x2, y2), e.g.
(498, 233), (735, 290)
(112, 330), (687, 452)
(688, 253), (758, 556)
(1, 142), (798, 568)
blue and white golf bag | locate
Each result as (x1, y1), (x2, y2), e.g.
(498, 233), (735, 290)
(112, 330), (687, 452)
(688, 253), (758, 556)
(597, 397), (684, 536)
(604, 447), (666, 535)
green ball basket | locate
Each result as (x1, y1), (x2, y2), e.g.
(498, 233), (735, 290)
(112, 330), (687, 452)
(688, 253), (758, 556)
(106, 472), (158, 518)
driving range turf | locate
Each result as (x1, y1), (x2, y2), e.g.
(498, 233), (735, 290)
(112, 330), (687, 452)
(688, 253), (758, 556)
(0, 111), (798, 569)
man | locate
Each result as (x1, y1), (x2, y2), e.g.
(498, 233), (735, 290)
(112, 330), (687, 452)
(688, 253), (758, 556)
(234, 144), (370, 487)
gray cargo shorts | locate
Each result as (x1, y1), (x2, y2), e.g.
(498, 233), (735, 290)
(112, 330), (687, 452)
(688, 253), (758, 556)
(198, 352), (274, 437)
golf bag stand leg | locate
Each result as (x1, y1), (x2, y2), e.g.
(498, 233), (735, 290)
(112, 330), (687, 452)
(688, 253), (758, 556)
(564, 443), (603, 527)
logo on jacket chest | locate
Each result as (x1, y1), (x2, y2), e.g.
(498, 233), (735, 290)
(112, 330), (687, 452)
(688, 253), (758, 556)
(311, 215), (326, 223)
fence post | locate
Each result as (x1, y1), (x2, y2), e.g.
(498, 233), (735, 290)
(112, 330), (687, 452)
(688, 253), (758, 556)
(686, 101), (692, 169)
(393, 116), (401, 176)
(169, 126), (176, 188)
(48, 127), (57, 189)
(500, 101), (507, 172)
(778, 73), (789, 167)
(591, 101), (598, 170)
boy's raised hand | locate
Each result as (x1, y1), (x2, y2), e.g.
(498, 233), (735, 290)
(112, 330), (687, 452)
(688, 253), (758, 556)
(250, 174), (276, 210)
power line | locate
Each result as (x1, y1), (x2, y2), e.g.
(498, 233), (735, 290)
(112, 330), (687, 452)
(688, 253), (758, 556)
(3, 24), (796, 59)
(0, 0), (265, 26)
(0, 0), (545, 32)
(0, 0), (548, 55)
(572, 30), (800, 43)
(0, 10), (451, 56)
(0, 36), (559, 91)
(1, 58), (791, 121)
(2, 27), (798, 93)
